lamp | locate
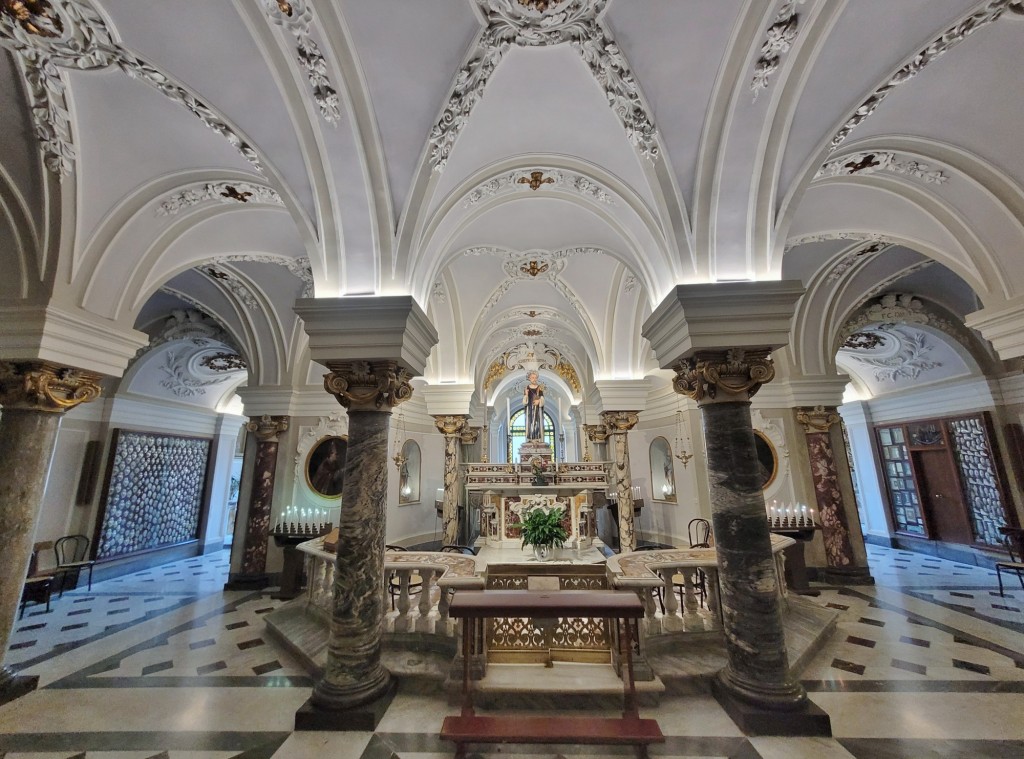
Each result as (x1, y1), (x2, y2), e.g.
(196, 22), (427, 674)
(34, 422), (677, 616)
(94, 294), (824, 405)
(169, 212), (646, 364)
(673, 405), (694, 469)
(392, 409), (407, 471)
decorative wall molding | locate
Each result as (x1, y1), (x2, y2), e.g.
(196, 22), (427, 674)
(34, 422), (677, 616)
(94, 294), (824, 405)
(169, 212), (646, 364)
(751, 408), (790, 499)
(624, 274), (638, 293)
(200, 265), (260, 311)
(199, 351), (247, 372)
(839, 292), (964, 349)
(461, 168), (615, 208)
(785, 231), (901, 252)
(828, 0), (1014, 152)
(842, 332), (886, 350)
(147, 309), (235, 352)
(844, 327), (941, 383)
(816, 151), (947, 184)
(294, 412), (349, 483)
(215, 254), (314, 298)
(261, 0), (340, 125)
(430, 0), (657, 172)
(159, 348), (234, 398)
(751, 1), (804, 98)
(863, 260), (935, 299)
(156, 182), (285, 216)
(0, 0), (262, 176)
(824, 241), (889, 284)
(431, 279), (448, 303)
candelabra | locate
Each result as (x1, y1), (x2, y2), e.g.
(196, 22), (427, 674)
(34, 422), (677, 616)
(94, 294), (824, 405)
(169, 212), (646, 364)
(766, 501), (816, 529)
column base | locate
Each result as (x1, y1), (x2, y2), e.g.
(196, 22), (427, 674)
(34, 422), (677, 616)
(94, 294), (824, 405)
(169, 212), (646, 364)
(712, 675), (831, 737)
(0, 669), (39, 706)
(818, 566), (875, 586)
(295, 677), (397, 731)
(224, 572), (272, 590)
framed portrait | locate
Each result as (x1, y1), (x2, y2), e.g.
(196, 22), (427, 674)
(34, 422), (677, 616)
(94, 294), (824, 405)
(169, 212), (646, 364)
(397, 439), (421, 505)
(306, 435), (347, 498)
(649, 436), (676, 502)
(753, 430), (778, 490)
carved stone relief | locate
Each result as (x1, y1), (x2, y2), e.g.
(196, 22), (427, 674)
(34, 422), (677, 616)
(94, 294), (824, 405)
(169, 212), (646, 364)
(0, 0), (262, 175)
(431, 0), (656, 171)
(751, 1), (804, 98)
(262, 0), (340, 125)
(156, 182), (284, 216)
(816, 151), (948, 184)
(461, 168), (615, 208)
(828, 0), (1015, 152)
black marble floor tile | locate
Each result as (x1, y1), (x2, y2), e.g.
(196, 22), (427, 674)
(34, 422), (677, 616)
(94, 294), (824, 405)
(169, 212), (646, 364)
(831, 657), (866, 675)
(144, 597), (164, 603)
(107, 607), (131, 615)
(253, 607), (274, 615)
(67, 608), (92, 616)
(225, 621), (249, 630)
(858, 616), (885, 627)
(72, 597), (94, 604)
(953, 635), (983, 647)
(196, 660), (227, 675)
(17, 622), (47, 632)
(826, 602), (849, 610)
(901, 635), (933, 647)
(9, 640), (36, 650)
(889, 658), (927, 675)
(0, 730), (292, 752)
(951, 658), (991, 675)
(140, 659), (174, 676)
(991, 603), (1021, 612)
(109, 596), (130, 602)
(237, 637), (265, 650)
(846, 635), (876, 648)
(189, 638), (216, 650)
(252, 660), (282, 675)
(60, 622), (88, 632)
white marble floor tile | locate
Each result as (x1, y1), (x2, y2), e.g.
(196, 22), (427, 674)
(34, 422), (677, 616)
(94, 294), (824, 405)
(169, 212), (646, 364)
(810, 692), (1024, 740)
(749, 736), (858, 759)
(269, 731), (373, 759)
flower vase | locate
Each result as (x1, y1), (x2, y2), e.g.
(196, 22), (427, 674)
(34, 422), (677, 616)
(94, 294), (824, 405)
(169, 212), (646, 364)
(533, 544), (554, 562)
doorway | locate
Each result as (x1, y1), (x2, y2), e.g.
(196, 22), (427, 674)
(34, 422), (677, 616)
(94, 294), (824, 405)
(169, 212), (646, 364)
(912, 448), (973, 545)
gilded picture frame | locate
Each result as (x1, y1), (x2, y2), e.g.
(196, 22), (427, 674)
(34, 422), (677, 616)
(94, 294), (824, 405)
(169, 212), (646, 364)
(305, 435), (347, 498)
(753, 430), (778, 490)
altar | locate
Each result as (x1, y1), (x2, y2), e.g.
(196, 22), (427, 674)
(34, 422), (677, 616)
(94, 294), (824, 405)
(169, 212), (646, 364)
(465, 461), (609, 553)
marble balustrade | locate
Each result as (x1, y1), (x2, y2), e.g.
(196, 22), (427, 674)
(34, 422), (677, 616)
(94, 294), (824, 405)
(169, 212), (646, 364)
(297, 534), (793, 648)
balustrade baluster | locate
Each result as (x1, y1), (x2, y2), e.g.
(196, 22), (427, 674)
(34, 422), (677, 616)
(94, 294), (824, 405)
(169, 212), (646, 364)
(681, 572), (702, 631)
(416, 569), (436, 633)
(661, 570), (683, 632)
(706, 568), (722, 630)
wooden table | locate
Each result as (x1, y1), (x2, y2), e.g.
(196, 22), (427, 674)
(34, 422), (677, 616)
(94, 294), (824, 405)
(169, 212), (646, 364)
(440, 589), (664, 758)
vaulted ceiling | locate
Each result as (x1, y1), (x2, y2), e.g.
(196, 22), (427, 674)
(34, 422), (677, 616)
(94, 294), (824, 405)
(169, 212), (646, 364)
(2, 0), (1023, 407)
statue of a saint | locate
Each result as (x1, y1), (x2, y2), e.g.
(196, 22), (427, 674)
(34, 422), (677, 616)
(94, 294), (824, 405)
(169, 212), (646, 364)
(523, 370), (545, 441)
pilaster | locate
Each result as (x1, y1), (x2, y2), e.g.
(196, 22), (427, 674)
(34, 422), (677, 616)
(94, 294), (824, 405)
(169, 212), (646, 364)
(796, 406), (873, 584)
(601, 410), (640, 551)
(435, 415), (469, 546)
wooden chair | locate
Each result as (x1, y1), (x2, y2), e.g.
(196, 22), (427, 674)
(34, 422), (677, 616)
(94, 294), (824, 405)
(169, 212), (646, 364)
(20, 545), (54, 619)
(53, 534), (95, 596)
(385, 544), (423, 610)
(996, 532), (1024, 597)
(440, 545), (477, 555)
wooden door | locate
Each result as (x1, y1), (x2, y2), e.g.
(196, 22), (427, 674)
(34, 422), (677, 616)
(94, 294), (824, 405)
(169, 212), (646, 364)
(913, 449), (974, 545)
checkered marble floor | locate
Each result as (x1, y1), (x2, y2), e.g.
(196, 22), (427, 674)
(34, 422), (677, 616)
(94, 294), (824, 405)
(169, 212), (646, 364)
(2, 545), (1023, 758)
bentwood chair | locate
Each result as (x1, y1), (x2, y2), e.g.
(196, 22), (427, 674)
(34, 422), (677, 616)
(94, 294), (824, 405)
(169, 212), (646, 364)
(20, 544), (54, 619)
(53, 534), (95, 596)
(686, 519), (712, 608)
(995, 531), (1024, 597)
(439, 544), (477, 555)
(385, 544), (423, 610)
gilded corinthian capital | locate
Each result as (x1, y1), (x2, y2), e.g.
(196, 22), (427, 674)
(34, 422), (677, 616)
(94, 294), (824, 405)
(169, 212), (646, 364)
(245, 414), (289, 442)
(434, 414), (468, 437)
(672, 348), (775, 403)
(796, 405), (841, 433)
(600, 410), (639, 433)
(323, 360), (413, 411)
(0, 360), (102, 412)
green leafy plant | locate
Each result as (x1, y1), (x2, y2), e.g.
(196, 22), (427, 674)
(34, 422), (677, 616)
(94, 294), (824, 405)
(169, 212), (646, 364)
(519, 507), (568, 550)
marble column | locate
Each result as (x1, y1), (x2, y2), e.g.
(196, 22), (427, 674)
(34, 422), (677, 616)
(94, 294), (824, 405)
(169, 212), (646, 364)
(601, 411), (639, 552)
(230, 414), (288, 588)
(674, 350), (806, 709)
(434, 415), (469, 547)
(312, 361), (412, 711)
(0, 361), (101, 702)
(796, 405), (873, 584)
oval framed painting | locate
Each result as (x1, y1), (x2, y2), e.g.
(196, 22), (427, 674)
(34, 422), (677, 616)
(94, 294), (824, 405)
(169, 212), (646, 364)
(753, 430), (778, 490)
(305, 435), (347, 498)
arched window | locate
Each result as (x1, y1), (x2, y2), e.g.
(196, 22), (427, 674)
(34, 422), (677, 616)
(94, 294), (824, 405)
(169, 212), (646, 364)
(507, 408), (556, 460)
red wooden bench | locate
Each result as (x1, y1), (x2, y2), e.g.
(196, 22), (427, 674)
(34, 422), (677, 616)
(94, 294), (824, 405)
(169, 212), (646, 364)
(441, 589), (664, 758)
